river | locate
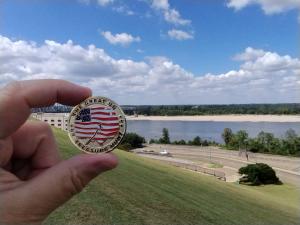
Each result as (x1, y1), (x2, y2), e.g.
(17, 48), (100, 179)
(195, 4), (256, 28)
(126, 120), (300, 143)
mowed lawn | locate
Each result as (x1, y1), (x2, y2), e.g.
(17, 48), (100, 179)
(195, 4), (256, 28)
(46, 128), (300, 225)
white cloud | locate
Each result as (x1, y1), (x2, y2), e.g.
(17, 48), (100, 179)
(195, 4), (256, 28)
(0, 35), (299, 104)
(137, 49), (145, 53)
(227, 0), (300, 14)
(112, 6), (135, 15)
(151, 0), (191, 26)
(97, 0), (114, 6)
(164, 9), (191, 25)
(167, 29), (194, 40)
(80, 0), (114, 6)
(233, 47), (265, 61)
(80, 0), (136, 16)
(152, 0), (169, 10)
(101, 31), (141, 46)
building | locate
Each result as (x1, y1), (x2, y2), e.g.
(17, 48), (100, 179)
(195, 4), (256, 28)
(31, 112), (70, 131)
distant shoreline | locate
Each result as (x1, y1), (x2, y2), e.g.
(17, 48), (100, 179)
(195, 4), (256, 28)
(126, 115), (300, 122)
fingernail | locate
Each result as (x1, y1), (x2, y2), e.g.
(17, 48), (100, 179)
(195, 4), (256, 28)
(90, 154), (118, 173)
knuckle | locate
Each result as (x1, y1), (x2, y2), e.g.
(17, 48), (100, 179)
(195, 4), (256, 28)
(65, 168), (86, 196)
(0, 82), (20, 104)
(38, 121), (52, 133)
(30, 121), (54, 143)
(30, 121), (53, 140)
(0, 81), (23, 112)
(3, 81), (22, 95)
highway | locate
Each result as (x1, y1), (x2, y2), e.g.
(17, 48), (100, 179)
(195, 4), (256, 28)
(135, 144), (300, 186)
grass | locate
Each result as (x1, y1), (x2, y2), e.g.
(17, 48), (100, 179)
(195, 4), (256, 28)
(207, 162), (223, 168)
(45, 128), (300, 225)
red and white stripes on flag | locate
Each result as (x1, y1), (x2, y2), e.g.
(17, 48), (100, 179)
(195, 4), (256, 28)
(74, 106), (119, 144)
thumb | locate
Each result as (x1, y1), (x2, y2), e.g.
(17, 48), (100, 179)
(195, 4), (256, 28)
(20, 153), (118, 217)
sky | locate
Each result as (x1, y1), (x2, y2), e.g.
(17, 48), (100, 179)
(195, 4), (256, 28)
(0, 0), (299, 104)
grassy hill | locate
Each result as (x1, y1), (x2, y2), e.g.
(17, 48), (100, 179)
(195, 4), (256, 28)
(45, 128), (300, 225)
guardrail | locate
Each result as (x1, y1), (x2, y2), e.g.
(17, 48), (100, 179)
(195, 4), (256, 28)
(157, 160), (226, 181)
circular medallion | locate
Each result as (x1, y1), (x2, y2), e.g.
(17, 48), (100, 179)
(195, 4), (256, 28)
(68, 96), (126, 154)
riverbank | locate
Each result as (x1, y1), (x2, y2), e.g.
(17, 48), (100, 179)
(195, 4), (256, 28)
(126, 115), (300, 122)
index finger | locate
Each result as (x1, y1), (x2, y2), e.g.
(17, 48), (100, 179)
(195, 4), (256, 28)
(0, 79), (92, 139)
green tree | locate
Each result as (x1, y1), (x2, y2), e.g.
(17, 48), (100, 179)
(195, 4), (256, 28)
(247, 138), (261, 153)
(173, 139), (187, 145)
(178, 139), (186, 145)
(257, 131), (275, 153)
(187, 140), (193, 145)
(149, 139), (158, 144)
(159, 128), (170, 144)
(282, 129), (300, 155)
(285, 129), (298, 141)
(235, 130), (249, 150)
(222, 128), (233, 146)
(120, 133), (146, 150)
(202, 140), (209, 146)
(271, 138), (282, 154)
(223, 128), (300, 156)
(239, 163), (281, 185)
(192, 136), (202, 145)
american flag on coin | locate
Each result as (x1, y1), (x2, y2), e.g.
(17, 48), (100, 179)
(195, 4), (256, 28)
(75, 107), (119, 144)
(68, 96), (126, 154)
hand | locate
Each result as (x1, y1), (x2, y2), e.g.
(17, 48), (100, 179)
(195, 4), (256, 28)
(0, 80), (118, 225)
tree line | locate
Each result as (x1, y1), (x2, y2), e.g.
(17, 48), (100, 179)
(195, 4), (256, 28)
(33, 103), (300, 115)
(128, 103), (300, 115)
(149, 128), (218, 146)
(222, 128), (300, 156)
(119, 128), (300, 157)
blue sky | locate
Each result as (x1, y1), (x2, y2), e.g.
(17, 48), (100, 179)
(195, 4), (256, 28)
(0, 0), (299, 104)
(2, 0), (299, 75)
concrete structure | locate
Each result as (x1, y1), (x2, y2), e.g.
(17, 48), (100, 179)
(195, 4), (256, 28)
(31, 112), (70, 131)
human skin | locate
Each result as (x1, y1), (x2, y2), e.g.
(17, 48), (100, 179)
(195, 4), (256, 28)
(0, 80), (118, 225)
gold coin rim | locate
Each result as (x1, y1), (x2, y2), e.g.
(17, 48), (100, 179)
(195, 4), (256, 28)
(67, 96), (127, 154)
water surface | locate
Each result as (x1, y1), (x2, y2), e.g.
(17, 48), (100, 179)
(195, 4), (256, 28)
(127, 120), (300, 143)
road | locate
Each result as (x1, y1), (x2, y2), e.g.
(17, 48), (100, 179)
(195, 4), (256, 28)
(135, 144), (300, 186)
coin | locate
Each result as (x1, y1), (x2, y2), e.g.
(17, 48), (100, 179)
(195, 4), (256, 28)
(68, 96), (126, 154)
